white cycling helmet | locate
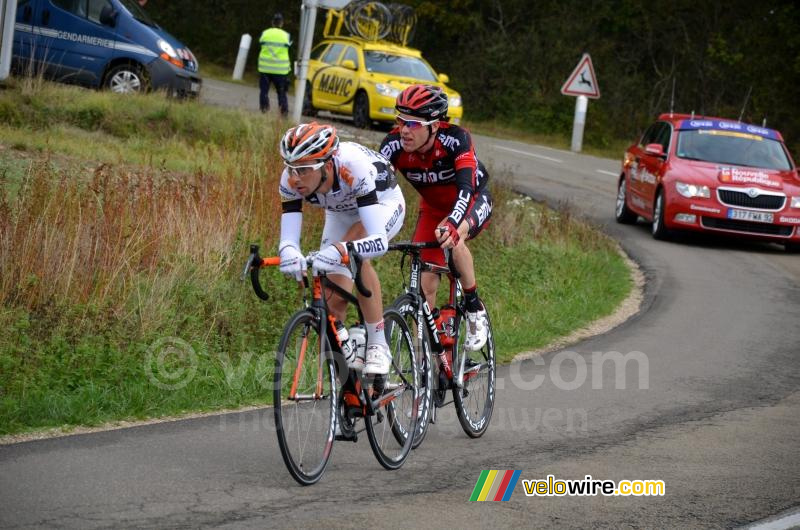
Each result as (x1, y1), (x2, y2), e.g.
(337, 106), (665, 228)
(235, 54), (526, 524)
(279, 122), (339, 166)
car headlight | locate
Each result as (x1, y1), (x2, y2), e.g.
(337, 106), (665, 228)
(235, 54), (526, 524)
(676, 181), (710, 198)
(158, 39), (183, 68)
(375, 83), (401, 98)
(449, 95), (462, 108)
(792, 197), (800, 209)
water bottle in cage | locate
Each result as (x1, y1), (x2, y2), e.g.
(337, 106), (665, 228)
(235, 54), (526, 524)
(438, 305), (456, 348)
(348, 324), (367, 366)
(333, 320), (354, 362)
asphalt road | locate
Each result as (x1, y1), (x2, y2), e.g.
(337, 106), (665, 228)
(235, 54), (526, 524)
(1, 80), (798, 528)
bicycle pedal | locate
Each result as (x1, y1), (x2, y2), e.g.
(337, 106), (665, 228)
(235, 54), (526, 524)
(335, 432), (358, 443)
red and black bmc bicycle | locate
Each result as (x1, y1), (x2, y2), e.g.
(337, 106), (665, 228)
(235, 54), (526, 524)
(243, 243), (419, 485)
(388, 241), (495, 447)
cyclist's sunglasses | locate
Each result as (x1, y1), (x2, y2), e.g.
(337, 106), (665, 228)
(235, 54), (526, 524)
(395, 116), (437, 129)
(285, 160), (325, 175)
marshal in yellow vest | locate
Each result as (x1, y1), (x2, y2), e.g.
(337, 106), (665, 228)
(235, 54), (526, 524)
(259, 27), (291, 75)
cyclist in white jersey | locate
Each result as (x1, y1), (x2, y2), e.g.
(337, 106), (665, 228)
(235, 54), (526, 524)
(278, 122), (405, 375)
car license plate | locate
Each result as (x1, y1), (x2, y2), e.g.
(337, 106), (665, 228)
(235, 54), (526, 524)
(190, 82), (199, 93)
(727, 209), (774, 223)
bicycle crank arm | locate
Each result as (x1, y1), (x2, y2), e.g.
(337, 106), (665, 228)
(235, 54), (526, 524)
(289, 393), (330, 401)
(372, 384), (408, 409)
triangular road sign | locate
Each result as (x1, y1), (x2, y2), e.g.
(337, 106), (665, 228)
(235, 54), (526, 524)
(561, 54), (600, 99)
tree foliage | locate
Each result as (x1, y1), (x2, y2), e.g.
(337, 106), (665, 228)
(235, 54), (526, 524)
(147, 0), (800, 155)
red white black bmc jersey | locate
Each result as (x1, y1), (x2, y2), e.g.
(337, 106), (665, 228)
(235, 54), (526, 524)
(379, 122), (489, 227)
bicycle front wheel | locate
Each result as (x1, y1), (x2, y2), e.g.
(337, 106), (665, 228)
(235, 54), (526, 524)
(274, 309), (336, 485)
(391, 294), (433, 449)
(452, 305), (496, 438)
(365, 308), (419, 470)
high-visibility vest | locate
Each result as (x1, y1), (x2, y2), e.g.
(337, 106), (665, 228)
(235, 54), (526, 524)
(259, 28), (291, 75)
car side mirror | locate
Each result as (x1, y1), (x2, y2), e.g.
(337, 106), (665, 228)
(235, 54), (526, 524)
(99, 6), (117, 27)
(645, 143), (666, 158)
(438, 73), (450, 84)
(341, 59), (356, 70)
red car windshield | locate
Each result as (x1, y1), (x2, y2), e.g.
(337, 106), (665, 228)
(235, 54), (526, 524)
(676, 130), (792, 171)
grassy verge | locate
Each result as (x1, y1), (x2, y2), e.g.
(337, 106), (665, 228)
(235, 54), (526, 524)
(0, 79), (631, 436)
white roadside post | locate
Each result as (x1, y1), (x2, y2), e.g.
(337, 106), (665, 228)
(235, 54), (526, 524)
(560, 53), (600, 153)
(292, 0), (351, 125)
(571, 95), (588, 152)
(1, 0), (19, 81)
(232, 33), (252, 81)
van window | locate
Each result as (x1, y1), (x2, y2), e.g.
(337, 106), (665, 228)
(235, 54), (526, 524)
(51, 0), (87, 17)
(118, 0), (157, 27)
(87, 0), (113, 23)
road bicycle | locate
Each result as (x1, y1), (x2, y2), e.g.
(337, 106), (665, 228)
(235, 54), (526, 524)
(242, 243), (419, 486)
(388, 240), (495, 446)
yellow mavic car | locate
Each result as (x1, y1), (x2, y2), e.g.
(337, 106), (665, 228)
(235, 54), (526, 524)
(303, 36), (463, 128)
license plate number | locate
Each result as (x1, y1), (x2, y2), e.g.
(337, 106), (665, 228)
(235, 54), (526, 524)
(190, 82), (199, 93)
(727, 209), (774, 223)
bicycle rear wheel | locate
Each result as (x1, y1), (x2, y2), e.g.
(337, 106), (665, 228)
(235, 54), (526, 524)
(274, 310), (336, 485)
(452, 305), (496, 438)
(391, 294), (433, 449)
(364, 308), (418, 469)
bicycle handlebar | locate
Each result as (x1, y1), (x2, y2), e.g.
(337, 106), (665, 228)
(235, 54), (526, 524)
(242, 243), (372, 301)
(386, 240), (459, 278)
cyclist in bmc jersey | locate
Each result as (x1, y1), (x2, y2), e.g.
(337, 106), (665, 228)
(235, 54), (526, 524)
(278, 122), (405, 375)
(380, 84), (493, 352)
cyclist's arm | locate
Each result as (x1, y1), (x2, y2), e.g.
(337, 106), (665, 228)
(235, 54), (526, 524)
(344, 159), (389, 260)
(278, 173), (304, 250)
(350, 192), (388, 260)
(446, 134), (479, 229)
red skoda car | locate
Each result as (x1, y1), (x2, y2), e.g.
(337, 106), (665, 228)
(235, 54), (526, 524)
(615, 114), (800, 251)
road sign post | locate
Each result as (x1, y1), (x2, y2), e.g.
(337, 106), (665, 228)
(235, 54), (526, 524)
(292, 0), (352, 124)
(560, 53), (600, 153)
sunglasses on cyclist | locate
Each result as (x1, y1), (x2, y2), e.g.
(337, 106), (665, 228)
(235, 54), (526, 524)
(395, 116), (437, 129)
(285, 160), (325, 175)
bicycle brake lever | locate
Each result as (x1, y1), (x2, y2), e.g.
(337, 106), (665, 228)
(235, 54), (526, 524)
(240, 253), (256, 281)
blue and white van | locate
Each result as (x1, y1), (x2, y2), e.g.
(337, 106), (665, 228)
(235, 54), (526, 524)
(12, 0), (200, 96)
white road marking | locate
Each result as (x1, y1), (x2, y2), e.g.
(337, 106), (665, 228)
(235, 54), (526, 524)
(745, 508), (800, 530)
(493, 145), (563, 163)
(597, 170), (618, 176)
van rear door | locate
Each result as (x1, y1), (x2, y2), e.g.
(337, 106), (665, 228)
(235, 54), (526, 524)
(37, 0), (117, 87)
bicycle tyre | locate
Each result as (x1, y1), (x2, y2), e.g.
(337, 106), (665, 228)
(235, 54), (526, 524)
(364, 308), (418, 470)
(452, 304), (496, 438)
(391, 294), (433, 449)
(274, 309), (337, 485)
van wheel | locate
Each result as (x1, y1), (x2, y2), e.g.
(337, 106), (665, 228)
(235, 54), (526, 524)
(352, 92), (371, 129)
(105, 64), (148, 94)
(302, 82), (317, 117)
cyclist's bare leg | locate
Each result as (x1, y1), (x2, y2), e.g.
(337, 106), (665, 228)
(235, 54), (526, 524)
(451, 241), (477, 289)
(421, 271), (440, 310)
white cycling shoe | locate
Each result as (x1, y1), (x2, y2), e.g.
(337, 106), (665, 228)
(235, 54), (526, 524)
(364, 343), (392, 375)
(465, 310), (488, 352)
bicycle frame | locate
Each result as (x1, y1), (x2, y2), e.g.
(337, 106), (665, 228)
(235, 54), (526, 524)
(391, 242), (480, 391)
(244, 244), (411, 421)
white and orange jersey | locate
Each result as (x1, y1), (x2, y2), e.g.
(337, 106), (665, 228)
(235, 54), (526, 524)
(279, 142), (399, 213)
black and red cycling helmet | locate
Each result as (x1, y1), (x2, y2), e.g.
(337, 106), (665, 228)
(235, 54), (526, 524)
(395, 84), (448, 121)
